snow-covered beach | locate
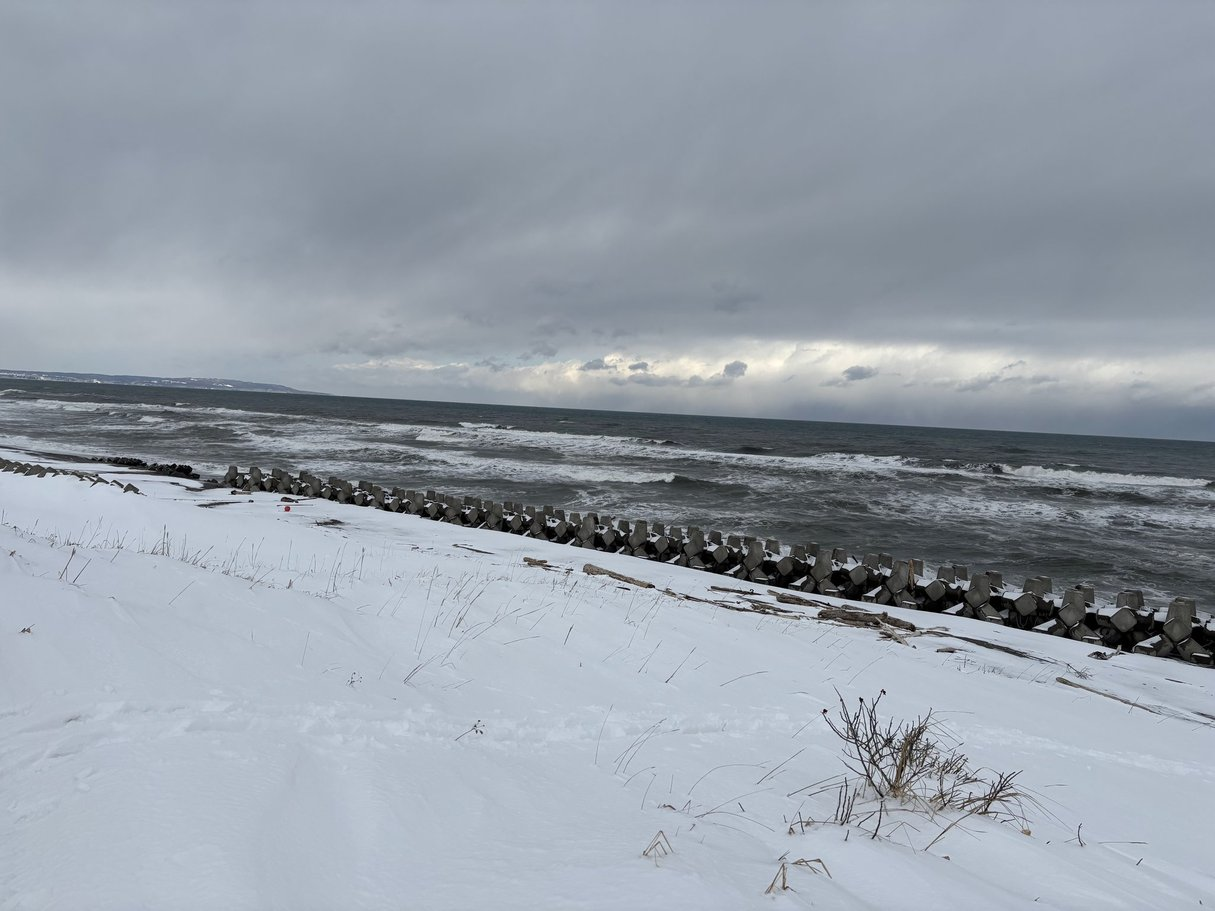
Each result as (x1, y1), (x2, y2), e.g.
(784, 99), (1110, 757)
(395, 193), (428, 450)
(2, 446), (1213, 910)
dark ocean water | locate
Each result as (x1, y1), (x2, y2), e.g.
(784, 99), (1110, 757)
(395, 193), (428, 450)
(2, 379), (1212, 609)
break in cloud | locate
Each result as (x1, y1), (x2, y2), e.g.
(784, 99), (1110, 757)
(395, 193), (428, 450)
(1, 2), (1213, 440)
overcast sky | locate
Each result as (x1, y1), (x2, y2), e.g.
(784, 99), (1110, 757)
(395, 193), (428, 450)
(2, 2), (1213, 439)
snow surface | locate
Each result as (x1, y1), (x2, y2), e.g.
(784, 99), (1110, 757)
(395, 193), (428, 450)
(2, 447), (1213, 910)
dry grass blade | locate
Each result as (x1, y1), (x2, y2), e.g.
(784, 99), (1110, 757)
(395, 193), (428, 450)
(833, 779), (860, 825)
(956, 769), (1033, 821)
(764, 862), (791, 894)
(791, 857), (831, 877)
(642, 830), (674, 861)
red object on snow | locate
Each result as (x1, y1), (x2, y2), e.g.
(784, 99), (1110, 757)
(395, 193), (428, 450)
(283, 505), (291, 512)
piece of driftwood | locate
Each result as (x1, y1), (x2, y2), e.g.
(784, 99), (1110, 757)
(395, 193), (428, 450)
(933, 633), (1042, 661)
(816, 606), (917, 632)
(454, 542), (494, 555)
(662, 588), (721, 606)
(583, 563), (655, 589)
(738, 598), (809, 620)
(709, 584), (759, 596)
(517, 553), (563, 573)
(656, 587), (803, 620)
(767, 589), (829, 608)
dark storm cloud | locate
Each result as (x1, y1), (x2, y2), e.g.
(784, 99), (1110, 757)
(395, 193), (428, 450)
(688, 362), (749, 387)
(824, 365), (879, 386)
(1, 2), (1213, 437)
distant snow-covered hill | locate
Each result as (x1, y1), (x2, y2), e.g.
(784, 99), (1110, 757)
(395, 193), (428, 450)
(0, 368), (308, 394)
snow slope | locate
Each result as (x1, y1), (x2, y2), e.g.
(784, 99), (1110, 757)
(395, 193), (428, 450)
(2, 448), (1213, 910)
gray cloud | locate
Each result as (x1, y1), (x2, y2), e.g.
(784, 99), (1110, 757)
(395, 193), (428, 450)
(578, 357), (613, 372)
(825, 365), (880, 387)
(954, 361), (1058, 393)
(522, 341), (560, 360)
(475, 357), (508, 373)
(620, 372), (684, 388)
(711, 280), (761, 314)
(607, 359), (746, 388)
(1, 2), (1213, 438)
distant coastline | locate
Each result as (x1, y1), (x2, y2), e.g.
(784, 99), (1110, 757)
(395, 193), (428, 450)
(0, 368), (315, 395)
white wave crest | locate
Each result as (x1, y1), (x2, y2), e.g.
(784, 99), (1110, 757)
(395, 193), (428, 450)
(1005, 464), (1209, 490)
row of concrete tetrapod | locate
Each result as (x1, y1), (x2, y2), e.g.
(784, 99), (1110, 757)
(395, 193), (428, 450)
(220, 465), (1213, 667)
(98, 456), (199, 480)
(0, 458), (142, 494)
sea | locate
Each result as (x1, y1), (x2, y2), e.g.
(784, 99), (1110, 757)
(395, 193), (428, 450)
(2, 379), (1212, 611)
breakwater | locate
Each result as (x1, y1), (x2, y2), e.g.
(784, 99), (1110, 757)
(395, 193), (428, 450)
(0, 456), (145, 493)
(216, 463), (1213, 668)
